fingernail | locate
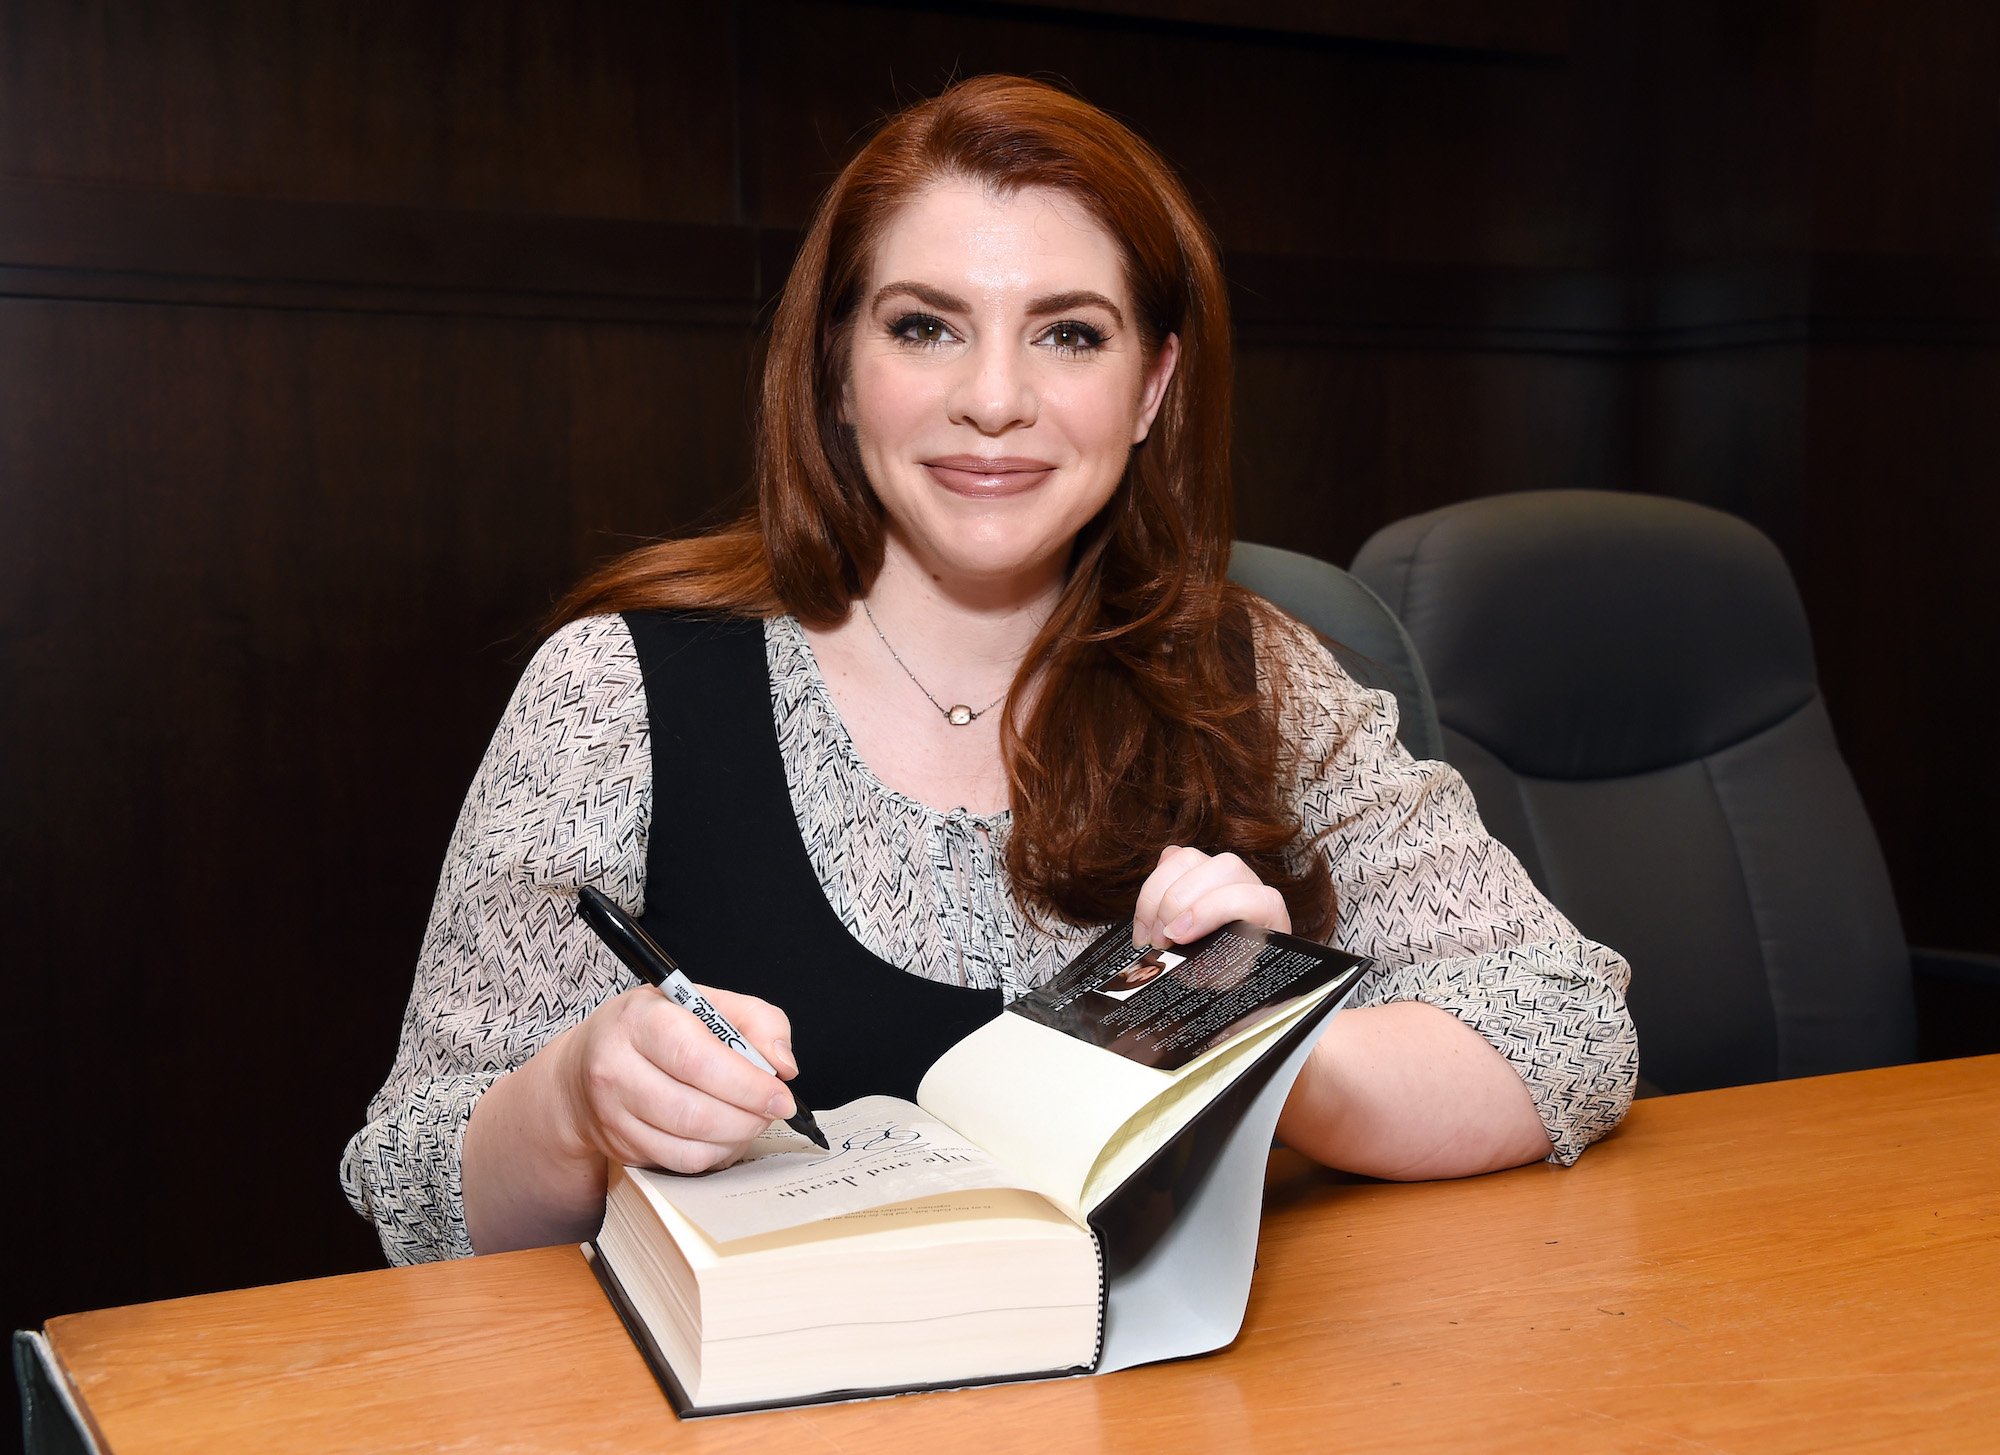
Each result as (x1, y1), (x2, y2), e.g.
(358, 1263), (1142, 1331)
(1165, 912), (1195, 941)
(767, 1089), (797, 1120)
(773, 1037), (798, 1078)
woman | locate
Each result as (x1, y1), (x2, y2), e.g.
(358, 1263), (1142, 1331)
(343, 76), (1635, 1265)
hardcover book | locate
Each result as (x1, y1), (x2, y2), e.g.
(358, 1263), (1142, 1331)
(589, 921), (1368, 1415)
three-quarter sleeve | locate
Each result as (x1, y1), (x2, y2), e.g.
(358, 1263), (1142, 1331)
(1269, 616), (1638, 1164)
(339, 614), (653, 1263)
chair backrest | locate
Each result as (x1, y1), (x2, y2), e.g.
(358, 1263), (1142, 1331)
(1351, 490), (1916, 1092)
(1228, 539), (1442, 762)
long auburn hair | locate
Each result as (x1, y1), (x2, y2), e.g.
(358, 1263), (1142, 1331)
(552, 74), (1337, 939)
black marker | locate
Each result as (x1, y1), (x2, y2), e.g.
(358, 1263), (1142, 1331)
(577, 886), (829, 1150)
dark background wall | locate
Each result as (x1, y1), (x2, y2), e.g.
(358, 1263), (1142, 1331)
(4, 0), (1996, 1428)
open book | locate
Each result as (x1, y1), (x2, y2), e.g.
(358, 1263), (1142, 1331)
(589, 921), (1369, 1416)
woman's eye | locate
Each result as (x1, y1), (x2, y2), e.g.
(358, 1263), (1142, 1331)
(1041, 321), (1106, 354)
(890, 314), (955, 347)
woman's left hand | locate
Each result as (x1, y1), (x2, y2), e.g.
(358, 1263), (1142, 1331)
(1132, 845), (1290, 948)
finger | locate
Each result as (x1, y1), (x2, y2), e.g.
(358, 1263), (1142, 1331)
(1149, 853), (1288, 943)
(702, 985), (799, 1080)
(1139, 846), (1248, 945)
(572, 1007), (786, 1150)
(608, 1057), (779, 1150)
(600, 1105), (757, 1176)
(645, 1136), (749, 1177)
(1132, 844), (1208, 946)
(1155, 878), (1292, 946)
(623, 993), (798, 1122)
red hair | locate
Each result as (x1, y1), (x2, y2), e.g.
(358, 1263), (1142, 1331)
(553, 75), (1336, 938)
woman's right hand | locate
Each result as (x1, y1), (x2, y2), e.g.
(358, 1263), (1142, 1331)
(463, 980), (798, 1253)
(548, 985), (800, 1176)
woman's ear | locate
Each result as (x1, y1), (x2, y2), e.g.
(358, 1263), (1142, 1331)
(1132, 333), (1180, 444)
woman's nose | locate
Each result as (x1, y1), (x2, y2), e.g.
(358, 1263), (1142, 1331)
(948, 341), (1036, 435)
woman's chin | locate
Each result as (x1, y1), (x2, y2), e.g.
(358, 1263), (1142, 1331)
(886, 537), (1074, 599)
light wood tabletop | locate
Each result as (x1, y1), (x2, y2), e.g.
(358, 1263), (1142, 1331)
(41, 1054), (2000, 1454)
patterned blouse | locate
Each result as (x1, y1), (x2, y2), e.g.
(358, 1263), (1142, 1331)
(342, 611), (1637, 1265)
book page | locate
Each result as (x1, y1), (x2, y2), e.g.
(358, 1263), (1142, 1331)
(1078, 990), (1329, 1208)
(918, 1015), (1171, 1217)
(629, 1095), (1050, 1243)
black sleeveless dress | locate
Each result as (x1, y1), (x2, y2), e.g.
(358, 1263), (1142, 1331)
(624, 611), (1004, 1111)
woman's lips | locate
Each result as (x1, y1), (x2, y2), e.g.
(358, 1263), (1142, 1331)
(922, 456), (1057, 496)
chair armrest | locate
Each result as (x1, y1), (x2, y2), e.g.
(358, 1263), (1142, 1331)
(1911, 947), (2000, 1062)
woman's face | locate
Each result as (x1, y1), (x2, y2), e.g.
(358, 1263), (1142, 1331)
(844, 179), (1179, 598)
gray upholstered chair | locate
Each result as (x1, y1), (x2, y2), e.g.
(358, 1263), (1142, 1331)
(1351, 489), (1996, 1093)
(1228, 540), (1442, 762)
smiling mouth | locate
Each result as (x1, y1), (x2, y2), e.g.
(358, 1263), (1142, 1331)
(922, 456), (1058, 496)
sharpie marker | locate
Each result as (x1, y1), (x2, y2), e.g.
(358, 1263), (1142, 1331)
(576, 886), (829, 1150)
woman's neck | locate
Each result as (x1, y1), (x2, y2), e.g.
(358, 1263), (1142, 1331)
(860, 553), (1062, 692)
(795, 551), (1061, 818)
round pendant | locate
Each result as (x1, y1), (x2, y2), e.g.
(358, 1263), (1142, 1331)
(946, 704), (975, 726)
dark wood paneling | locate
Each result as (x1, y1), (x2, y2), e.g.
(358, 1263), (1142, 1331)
(1809, 0), (2000, 256)
(744, 0), (1591, 264)
(0, 0), (740, 221)
(9, 178), (1997, 349)
(1231, 343), (1626, 565)
(0, 296), (754, 1332)
(1798, 345), (2000, 952)
(1627, 348), (1810, 552)
(0, 179), (759, 322)
(1619, 0), (1816, 262)
(979, 0), (1572, 55)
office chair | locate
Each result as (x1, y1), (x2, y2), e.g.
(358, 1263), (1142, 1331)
(1350, 490), (1994, 1092)
(1228, 540), (1442, 762)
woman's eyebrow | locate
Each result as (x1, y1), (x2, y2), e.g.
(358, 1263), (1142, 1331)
(870, 280), (967, 314)
(1027, 290), (1125, 327)
(869, 281), (1126, 329)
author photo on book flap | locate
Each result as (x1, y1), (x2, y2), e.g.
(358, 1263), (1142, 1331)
(341, 73), (1638, 1271)
(1098, 946), (1182, 999)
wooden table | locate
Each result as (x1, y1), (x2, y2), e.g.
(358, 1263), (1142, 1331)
(40, 1055), (2000, 1454)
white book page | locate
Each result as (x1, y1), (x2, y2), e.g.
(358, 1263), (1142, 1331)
(918, 985), (1337, 1218)
(630, 1094), (1044, 1243)
(1078, 990), (1329, 1208)
(917, 1015), (1171, 1217)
